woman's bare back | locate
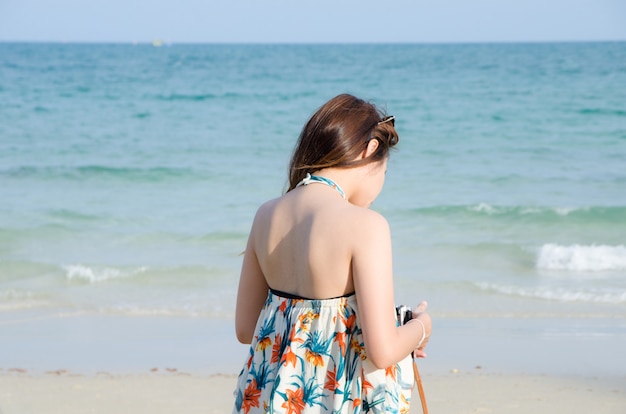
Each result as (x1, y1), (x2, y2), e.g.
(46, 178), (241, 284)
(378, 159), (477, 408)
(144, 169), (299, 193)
(252, 184), (357, 299)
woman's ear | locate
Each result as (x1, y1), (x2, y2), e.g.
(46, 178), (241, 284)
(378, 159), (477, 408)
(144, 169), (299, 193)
(362, 139), (380, 159)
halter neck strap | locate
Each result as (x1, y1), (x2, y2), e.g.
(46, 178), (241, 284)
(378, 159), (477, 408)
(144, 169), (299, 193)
(296, 173), (346, 199)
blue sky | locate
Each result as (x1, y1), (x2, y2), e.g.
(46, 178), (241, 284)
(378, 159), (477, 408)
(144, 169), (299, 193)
(1, 0), (625, 43)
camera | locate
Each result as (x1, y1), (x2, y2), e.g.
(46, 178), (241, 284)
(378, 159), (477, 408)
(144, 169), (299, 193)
(395, 305), (413, 326)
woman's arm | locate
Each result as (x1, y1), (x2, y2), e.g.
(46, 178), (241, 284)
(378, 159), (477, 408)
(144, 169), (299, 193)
(234, 215), (269, 344)
(352, 210), (431, 368)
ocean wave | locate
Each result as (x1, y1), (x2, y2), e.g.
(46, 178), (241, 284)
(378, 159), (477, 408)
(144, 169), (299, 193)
(155, 92), (218, 101)
(1, 165), (199, 182)
(406, 204), (626, 223)
(153, 91), (251, 101)
(0, 289), (51, 310)
(476, 282), (626, 304)
(537, 244), (626, 271)
(578, 108), (626, 117)
(46, 209), (103, 222)
(101, 303), (234, 318)
(479, 203), (570, 216)
(64, 264), (149, 284)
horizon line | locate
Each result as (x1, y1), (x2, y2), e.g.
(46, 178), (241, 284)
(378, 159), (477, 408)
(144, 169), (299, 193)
(1, 38), (626, 46)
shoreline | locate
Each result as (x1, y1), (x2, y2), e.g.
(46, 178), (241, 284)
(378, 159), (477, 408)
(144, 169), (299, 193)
(2, 313), (625, 413)
(1, 369), (624, 414)
(3, 312), (624, 377)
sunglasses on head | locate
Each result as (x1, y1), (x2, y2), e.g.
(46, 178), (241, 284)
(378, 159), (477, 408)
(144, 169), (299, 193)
(377, 115), (395, 126)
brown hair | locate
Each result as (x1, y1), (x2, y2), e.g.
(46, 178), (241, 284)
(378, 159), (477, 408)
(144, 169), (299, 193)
(287, 94), (399, 191)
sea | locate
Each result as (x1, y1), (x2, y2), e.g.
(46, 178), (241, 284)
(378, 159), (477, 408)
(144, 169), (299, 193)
(1, 42), (625, 377)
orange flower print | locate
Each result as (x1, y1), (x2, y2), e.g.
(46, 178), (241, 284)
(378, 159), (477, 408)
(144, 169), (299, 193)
(256, 336), (272, 351)
(304, 349), (324, 367)
(241, 379), (261, 414)
(303, 330), (331, 367)
(341, 313), (356, 332)
(347, 314), (356, 329)
(385, 364), (397, 379)
(281, 388), (306, 414)
(324, 367), (339, 392)
(353, 398), (362, 409)
(271, 333), (283, 364)
(281, 346), (298, 368)
(350, 338), (366, 360)
(278, 299), (287, 313)
(288, 324), (304, 345)
(362, 377), (373, 392)
(334, 331), (347, 355)
(298, 310), (319, 331)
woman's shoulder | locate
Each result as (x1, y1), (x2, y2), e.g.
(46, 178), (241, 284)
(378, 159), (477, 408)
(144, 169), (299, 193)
(338, 205), (392, 260)
(340, 203), (390, 235)
(256, 196), (281, 214)
(253, 197), (282, 224)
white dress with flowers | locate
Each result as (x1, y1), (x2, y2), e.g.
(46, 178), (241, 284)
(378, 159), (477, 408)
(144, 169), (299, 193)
(233, 290), (414, 413)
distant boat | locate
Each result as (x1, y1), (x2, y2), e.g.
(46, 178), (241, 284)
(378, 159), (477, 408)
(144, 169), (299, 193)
(152, 39), (164, 47)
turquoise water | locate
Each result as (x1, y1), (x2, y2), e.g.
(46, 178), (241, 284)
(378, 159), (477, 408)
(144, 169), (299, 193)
(1, 42), (625, 374)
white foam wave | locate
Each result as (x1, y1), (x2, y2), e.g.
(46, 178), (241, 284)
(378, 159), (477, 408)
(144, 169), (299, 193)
(553, 207), (578, 216)
(0, 289), (34, 300)
(470, 203), (496, 214)
(64, 264), (148, 283)
(537, 244), (626, 271)
(0, 289), (51, 310)
(468, 203), (580, 216)
(100, 304), (233, 318)
(476, 282), (626, 304)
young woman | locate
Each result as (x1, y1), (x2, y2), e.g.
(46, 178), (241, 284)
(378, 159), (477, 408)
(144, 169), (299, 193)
(233, 94), (432, 413)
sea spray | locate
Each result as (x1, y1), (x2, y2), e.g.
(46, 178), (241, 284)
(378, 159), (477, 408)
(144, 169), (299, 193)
(475, 282), (626, 304)
(64, 264), (149, 284)
(537, 244), (626, 271)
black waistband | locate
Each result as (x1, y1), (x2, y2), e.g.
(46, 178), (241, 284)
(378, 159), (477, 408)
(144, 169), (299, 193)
(270, 288), (355, 301)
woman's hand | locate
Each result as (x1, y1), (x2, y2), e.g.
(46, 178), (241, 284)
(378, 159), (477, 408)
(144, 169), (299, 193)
(411, 301), (432, 358)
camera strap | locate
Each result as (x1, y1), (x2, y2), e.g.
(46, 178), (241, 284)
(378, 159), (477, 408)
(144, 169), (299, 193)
(413, 359), (429, 414)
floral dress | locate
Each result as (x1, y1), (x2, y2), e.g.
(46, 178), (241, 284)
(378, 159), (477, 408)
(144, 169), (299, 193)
(233, 290), (414, 413)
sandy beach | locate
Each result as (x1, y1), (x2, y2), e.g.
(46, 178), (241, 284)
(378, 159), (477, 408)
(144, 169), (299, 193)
(2, 313), (625, 413)
(1, 368), (624, 414)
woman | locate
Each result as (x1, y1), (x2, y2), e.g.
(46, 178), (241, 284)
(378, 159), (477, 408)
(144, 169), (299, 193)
(233, 94), (432, 413)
